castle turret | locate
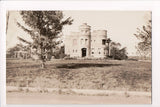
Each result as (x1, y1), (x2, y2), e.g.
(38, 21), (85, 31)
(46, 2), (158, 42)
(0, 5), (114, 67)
(79, 23), (91, 36)
(79, 23), (91, 57)
(91, 30), (107, 58)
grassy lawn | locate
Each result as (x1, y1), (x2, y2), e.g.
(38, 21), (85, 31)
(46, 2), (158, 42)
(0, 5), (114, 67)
(6, 59), (151, 92)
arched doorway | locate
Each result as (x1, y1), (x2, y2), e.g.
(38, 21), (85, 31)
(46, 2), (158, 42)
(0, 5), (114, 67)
(81, 48), (87, 57)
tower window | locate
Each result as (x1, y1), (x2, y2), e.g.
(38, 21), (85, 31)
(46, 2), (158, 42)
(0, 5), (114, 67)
(81, 39), (83, 44)
(102, 39), (106, 45)
(85, 39), (88, 44)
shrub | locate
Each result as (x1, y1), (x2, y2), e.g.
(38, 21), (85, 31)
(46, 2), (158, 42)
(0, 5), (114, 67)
(107, 42), (128, 60)
(53, 46), (66, 59)
(110, 47), (128, 60)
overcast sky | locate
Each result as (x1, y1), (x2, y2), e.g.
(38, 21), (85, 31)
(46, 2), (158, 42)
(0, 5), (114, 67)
(7, 11), (151, 56)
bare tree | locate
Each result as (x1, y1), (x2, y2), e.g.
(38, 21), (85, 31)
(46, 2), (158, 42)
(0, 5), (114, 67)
(134, 20), (151, 59)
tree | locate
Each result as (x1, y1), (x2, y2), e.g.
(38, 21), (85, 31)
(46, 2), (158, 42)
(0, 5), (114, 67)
(53, 46), (66, 59)
(106, 38), (111, 56)
(106, 41), (128, 60)
(134, 20), (151, 59)
(17, 11), (73, 68)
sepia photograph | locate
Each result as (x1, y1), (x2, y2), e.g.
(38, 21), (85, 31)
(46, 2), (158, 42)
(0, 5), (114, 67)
(5, 10), (152, 104)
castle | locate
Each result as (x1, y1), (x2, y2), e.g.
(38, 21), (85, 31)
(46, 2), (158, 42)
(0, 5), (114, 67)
(65, 23), (108, 58)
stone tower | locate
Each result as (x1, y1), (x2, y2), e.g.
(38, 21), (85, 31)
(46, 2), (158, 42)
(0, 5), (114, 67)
(79, 23), (91, 57)
(91, 30), (107, 58)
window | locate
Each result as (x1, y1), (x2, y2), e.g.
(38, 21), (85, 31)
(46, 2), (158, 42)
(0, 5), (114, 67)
(73, 50), (77, 53)
(91, 48), (94, 54)
(85, 39), (88, 44)
(102, 39), (106, 45)
(98, 48), (101, 54)
(81, 30), (88, 34)
(81, 39), (83, 44)
(104, 49), (106, 55)
(73, 39), (77, 45)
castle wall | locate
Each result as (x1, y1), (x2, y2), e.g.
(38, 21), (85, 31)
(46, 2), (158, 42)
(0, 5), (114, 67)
(65, 34), (81, 57)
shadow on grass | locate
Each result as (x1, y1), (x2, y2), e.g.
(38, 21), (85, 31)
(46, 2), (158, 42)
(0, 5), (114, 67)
(56, 63), (121, 69)
(7, 64), (41, 69)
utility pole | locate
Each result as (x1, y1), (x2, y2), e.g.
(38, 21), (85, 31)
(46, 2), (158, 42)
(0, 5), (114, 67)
(6, 11), (10, 35)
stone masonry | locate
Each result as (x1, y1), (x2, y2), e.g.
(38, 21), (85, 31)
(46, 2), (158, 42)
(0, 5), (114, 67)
(65, 23), (108, 58)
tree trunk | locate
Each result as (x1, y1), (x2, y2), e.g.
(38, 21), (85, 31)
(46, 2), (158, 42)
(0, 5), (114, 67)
(108, 43), (110, 57)
(41, 61), (45, 68)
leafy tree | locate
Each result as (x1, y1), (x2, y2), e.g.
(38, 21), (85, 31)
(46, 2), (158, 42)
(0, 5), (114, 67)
(53, 46), (66, 59)
(106, 41), (128, 60)
(106, 38), (111, 56)
(17, 11), (73, 68)
(134, 20), (151, 59)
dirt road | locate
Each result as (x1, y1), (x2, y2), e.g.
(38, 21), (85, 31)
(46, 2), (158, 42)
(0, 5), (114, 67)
(7, 92), (151, 104)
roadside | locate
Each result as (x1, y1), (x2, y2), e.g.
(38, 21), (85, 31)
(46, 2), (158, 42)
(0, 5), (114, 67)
(6, 86), (151, 97)
(6, 92), (151, 104)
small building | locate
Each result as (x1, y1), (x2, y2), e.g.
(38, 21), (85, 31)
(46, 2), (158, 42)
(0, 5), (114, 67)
(14, 50), (30, 59)
(65, 23), (108, 58)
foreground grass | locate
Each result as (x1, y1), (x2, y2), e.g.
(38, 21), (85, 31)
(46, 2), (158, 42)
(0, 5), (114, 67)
(6, 59), (151, 92)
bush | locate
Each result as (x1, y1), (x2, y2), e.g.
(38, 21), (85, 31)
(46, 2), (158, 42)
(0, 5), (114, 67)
(108, 42), (128, 60)
(111, 47), (128, 60)
(53, 46), (66, 59)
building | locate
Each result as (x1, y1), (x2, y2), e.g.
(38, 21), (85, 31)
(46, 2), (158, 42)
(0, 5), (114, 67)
(65, 23), (108, 58)
(14, 50), (30, 59)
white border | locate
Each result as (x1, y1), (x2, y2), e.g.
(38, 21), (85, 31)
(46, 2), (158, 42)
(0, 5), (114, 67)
(1, 0), (160, 107)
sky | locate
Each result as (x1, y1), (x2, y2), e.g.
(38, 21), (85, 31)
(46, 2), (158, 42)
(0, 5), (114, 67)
(6, 11), (151, 56)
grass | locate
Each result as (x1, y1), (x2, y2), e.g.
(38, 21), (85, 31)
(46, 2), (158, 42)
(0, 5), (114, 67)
(6, 59), (151, 92)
